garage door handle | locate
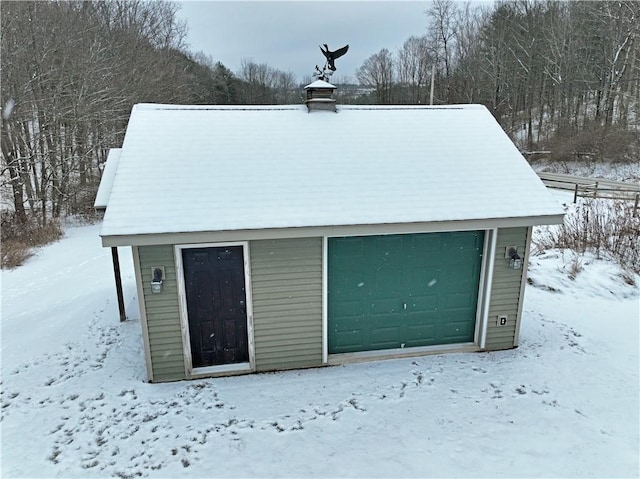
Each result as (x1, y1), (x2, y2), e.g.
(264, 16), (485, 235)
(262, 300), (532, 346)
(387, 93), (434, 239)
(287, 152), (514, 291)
(403, 302), (407, 310)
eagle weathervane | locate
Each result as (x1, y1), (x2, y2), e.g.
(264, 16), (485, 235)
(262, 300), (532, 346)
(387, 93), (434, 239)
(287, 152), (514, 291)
(313, 43), (349, 81)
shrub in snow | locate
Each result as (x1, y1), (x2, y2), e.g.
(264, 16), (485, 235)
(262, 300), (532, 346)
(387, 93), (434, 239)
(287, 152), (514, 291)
(533, 198), (640, 278)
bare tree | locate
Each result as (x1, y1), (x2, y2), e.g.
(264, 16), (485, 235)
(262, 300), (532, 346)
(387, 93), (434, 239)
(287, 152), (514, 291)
(273, 71), (299, 104)
(356, 48), (395, 104)
(237, 59), (278, 104)
(450, 2), (488, 104)
(1, 0), (196, 228)
(397, 36), (432, 104)
(426, 0), (458, 103)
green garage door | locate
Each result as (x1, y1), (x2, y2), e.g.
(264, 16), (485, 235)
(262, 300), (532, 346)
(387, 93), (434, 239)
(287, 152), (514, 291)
(328, 231), (484, 354)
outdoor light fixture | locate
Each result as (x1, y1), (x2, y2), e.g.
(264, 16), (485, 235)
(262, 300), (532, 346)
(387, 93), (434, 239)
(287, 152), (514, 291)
(507, 247), (522, 270)
(151, 266), (164, 293)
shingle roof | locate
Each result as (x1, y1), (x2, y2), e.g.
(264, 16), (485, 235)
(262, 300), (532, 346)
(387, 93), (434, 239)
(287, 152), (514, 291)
(93, 148), (120, 211)
(99, 103), (563, 240)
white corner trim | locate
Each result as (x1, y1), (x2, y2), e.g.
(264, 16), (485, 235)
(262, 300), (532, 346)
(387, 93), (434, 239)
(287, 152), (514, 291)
(244, 241), (256, 371)
(132, 246), (154, 382)
(474, 230), (490, 346)
(173, 245), (193, 377)
(322, 236), (329, 364)
(479, 229), (497, 349)
(513, 226), (534, 346)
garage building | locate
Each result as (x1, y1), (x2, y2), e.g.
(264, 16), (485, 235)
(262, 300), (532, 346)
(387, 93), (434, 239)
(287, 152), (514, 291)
(97, 83), (564, 382)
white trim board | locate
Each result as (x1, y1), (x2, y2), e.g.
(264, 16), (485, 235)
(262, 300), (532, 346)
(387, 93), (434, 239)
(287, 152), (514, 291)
(132, 246), (155, 383)
(513, 226), (534, 347)
(322, 237), (329, 365)
(102, 215), (565, 247)
(328, 343), (480, 365)
(479, 229), (497, 349)
(174, 241), (256, 378)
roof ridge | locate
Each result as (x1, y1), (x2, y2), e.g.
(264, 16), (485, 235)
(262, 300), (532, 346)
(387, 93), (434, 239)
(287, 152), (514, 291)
(133, 103), (302, 112)
(133, 103), (487, 112)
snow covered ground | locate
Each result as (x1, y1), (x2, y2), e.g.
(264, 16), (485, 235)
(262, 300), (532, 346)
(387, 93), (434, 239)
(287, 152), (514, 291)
(1, 220), (639, 478)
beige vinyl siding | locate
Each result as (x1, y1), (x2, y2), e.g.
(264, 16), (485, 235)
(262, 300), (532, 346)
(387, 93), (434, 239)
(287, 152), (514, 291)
(485, 227), (528, 350)
(250, 238), (323, 371)
(138, 245), (186, 381)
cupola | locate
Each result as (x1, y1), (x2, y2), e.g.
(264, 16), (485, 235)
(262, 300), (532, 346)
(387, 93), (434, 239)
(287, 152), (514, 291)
(304, 80), (337, 112)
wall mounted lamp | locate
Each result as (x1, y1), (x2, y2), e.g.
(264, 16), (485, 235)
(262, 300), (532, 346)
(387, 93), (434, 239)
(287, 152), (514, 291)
(151, 266), (165, 293)
(507, 247), (522, 270)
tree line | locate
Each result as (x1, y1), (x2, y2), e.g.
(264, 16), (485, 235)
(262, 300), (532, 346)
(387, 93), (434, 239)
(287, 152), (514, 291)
(0, 0), (300, 232)
(1, 0), (639, 240)
(357, 0), (639, 151)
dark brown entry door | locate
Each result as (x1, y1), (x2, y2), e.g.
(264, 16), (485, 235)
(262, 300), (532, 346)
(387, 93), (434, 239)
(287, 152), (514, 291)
(182, 246), (249, 368)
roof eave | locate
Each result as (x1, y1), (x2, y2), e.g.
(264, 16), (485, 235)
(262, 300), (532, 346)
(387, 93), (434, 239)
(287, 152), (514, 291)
(101, 213), (565, 247)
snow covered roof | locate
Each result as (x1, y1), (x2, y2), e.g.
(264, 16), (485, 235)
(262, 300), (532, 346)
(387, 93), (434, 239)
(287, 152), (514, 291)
(93, 148), (121, 211)
(304, 80), (336, 89)
(99, 103), (564, 243)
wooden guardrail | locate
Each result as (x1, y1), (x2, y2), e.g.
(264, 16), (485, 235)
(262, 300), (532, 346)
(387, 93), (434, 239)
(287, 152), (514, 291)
(537, 171), (640, 216)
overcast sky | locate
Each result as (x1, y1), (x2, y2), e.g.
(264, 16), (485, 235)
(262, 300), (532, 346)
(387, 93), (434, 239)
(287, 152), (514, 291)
(175, 1), (434, 83)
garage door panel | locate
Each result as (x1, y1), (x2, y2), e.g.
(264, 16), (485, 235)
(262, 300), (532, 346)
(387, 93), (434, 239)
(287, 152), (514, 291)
(451, 231), (479, 246)
(331, 314), (361, 327)
(330, 280), (366, 300)
(370, 297), (402, 315)
(405, 322), (438, 338)
(333, 237), (365, 258)
(330, 275), (366, 295)
(404, 335), (439, 348)
(414, 234), (441, 246)
(440, 317), (476, 342)
(331, 329), (364, 350)
(409, 294), (438, 312)
(328, 231), (483, 354)
(373, 267), (403, 293)
(410, 265), (440, 286)
(445, 263), (475, 275)
(405, 309), (439, 322)
(405, 313), (441, 347)
(372, 235), (403, 257)
(439, 273), (477, 292)
(370, 326), (400, 349)
(330, 299), (366, 317)
(440, 291), (476, 309)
